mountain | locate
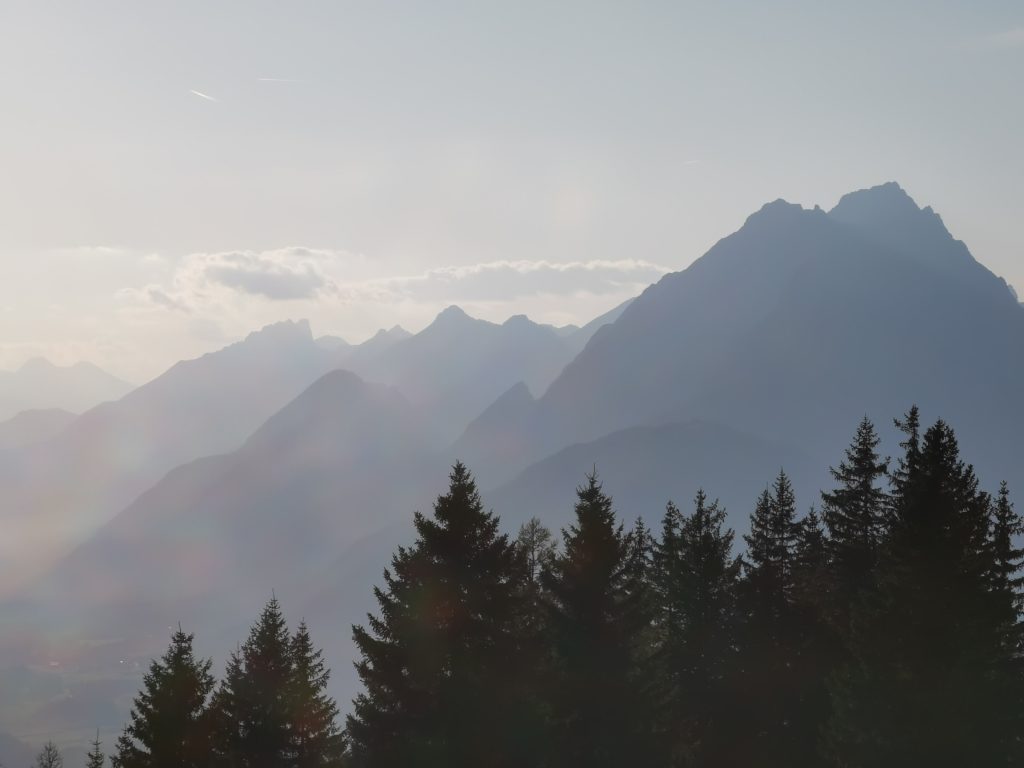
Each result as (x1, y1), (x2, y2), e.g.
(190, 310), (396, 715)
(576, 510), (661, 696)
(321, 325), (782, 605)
(488, 420), (820, 537)
(562, 296), (635, 355)
(0, 359), (132, 421)
(23, 369), (439, 629)
(5, 369), (444, 735)
(0, 321), (341, 591)
(0, 409), (77, 450)
(345, 307), (576, 442)
(459, 183), (1024, 493)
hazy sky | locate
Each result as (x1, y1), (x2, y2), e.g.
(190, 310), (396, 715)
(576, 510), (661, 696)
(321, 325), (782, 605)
(1, 1), (1021, 382)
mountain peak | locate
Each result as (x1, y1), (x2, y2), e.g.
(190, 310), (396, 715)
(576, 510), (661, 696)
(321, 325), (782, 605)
(827, 181), (970, 269)
(742, 198), (820, 231)
(434, 305), (471, 323)
(241, 319), (313, 348)
(503, 314), (538, 328)
(829, 181), (921, 220)
(17, 357), (57, 373)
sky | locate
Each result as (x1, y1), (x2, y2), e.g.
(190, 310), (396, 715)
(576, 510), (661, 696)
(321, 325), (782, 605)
(0, 0), (1021, 382)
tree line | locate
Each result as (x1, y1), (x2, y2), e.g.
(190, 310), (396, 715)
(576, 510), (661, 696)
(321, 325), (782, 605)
(61, 407), (1023, 767)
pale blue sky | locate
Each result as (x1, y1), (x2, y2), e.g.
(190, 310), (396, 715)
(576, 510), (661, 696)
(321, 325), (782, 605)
(0, 1), (1021, 380)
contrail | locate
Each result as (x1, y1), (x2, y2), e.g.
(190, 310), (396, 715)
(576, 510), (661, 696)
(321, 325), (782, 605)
(188, 89), (218, 102)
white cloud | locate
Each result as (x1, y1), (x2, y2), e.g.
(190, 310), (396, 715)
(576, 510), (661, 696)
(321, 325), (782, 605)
(364, 258), (670, 302)
(123, 249), (670, 313)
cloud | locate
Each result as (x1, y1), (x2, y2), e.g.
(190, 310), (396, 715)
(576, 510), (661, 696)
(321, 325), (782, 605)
(121, 248), (671, 315)
(196, 251), (331, 300)
(370, 258), (670, 302)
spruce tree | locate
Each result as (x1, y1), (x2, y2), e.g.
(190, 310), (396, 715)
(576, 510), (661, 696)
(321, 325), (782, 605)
(112, 627), (214, 768)
(346, 462), (526, 768)
(821, 417), (889, 624)
(790, 508), (833, 767)
(290, 621), (345, 768)
(655, 490), (740, 767)
(987, 482), (1024, 759)
(736, 470), (801, 767)
(210, 597), (294, 768)
(541, 473), (654, 767)
(512, 515), (558, 753)
(86, 732), (104, 768)
(826, 416), (1019, 766)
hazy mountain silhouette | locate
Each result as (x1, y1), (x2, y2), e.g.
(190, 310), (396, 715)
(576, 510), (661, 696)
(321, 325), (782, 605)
(343, 307), (578, 442)
(0, 320), (341, 591)
(0, 408), (77, 451)
(0, 358), (132, 421)
(8, 181), (1023, 753)
(460, 183), (1024, 494)
(15, 369), (443, 659)
(488, 420), (820, 537)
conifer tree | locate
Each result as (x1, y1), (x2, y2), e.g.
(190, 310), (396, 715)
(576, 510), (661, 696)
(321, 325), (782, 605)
(85, 732), (104, 768)
(290, 621), (345, 768)
(210, 597), (294, 768)
(826, 416), (1019, 766)
(112, 627), (214, 768)
(511, 517), (558, 760)
(790, 508), (833, 767)
(654, 490), (740, 766)
(987, 482), (1024, 758)
(821, 417), (889, 623)
(541, 473), (654, 767)
(736, 470), (802, 767)
(346, 462), (527, 768)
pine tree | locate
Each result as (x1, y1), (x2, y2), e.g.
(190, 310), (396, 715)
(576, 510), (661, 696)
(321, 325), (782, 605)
(790, 508), (833, 767)
(512, 517), (558, 761)
(826, 417), (1018, 766)
(112, 627), (214, 768)
(346, 462), (527, 768)
(821, 417), (889, 623)
(85, 732), (104, 768)
(657, 490), (741, 767)
(987, 482), (1024, 759)
(290, 621), (345, 768)
(736, 470), (801, 767)
(210, 597), (294, 768)
(541, 473), (654, 767)
(35, 742), (63, 768)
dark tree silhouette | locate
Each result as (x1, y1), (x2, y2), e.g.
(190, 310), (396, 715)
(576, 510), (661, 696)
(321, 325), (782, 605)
(541, 473), (655, 767)
(112, 627), (214, 768)
(821, 417), (889, 626)
(826, 415), (1021, 766)
(290, 621), (345, 768)
(736, 470), (804, 767)
(653, 490), (740, 766)
(209, 597), (294, 768)
(347, 462), (527, 768)
(85, 732), (104, 768)
(35, 742), (63, 768)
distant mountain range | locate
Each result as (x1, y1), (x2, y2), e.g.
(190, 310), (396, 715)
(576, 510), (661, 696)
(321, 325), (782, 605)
(0, 408), (77, 451)
(2, 182), (1022, 761)
(0, 358), (132, 422)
